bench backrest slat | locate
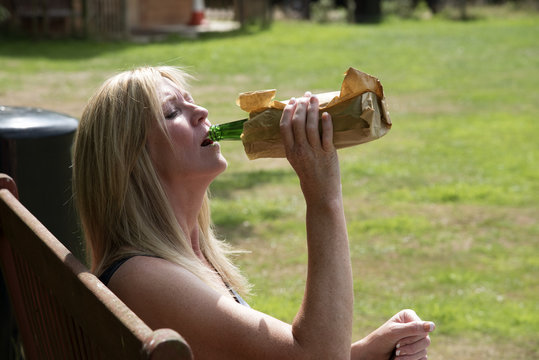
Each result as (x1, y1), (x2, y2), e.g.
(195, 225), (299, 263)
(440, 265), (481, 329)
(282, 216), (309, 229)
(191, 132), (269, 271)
(0, 174), (192, 360)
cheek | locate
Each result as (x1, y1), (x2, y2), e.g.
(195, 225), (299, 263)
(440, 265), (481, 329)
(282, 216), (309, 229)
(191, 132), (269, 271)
(147, 131), (176, 173)
(147, 140), (166, 174)
(166, 122), (192, 148)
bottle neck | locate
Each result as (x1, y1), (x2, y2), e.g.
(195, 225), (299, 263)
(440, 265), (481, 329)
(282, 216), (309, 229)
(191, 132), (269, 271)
(209, 118), (247, 141)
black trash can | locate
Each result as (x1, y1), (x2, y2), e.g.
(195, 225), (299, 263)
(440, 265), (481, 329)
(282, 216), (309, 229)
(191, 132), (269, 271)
(0, 105), (82, 259)
(0, 106), (82, 358)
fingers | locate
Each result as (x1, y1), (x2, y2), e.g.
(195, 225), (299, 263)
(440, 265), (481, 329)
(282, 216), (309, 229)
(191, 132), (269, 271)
(397, 334), (429, 348)
(395, 336), (431, 359)
(280, 92), (332, 153)
(395, 349), (427, 360)
(321, 111), (333, 151)
(394, 320), (436, 337)
(419, 321), (435, 333)
(305, 94), (321, 147)
(280, 97), (296, 151)
(290, 94), (309, 146)
(385, 310), (434, 360)
(390, 315), (435, 360)
(394, 309), (421, 323)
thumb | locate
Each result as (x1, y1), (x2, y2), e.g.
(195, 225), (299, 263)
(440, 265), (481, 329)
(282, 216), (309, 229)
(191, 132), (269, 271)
(394, 321), (436, 337)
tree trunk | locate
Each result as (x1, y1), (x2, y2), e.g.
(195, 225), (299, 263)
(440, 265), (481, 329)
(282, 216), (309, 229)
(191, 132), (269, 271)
(301, 0), (310, 19)
(354, 0), (381, 23)
(459, 0), (468, 20)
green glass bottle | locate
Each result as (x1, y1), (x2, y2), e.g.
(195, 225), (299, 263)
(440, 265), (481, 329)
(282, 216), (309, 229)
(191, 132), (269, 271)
(208, 118), (248, 141)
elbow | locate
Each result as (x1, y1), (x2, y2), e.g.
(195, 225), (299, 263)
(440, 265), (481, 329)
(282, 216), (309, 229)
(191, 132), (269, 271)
(301, 350), (350, 360)
(292, 338), (350, 360)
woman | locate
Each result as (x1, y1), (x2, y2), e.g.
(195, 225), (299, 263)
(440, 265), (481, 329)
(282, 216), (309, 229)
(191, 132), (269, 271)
(72, 66), (434, 359)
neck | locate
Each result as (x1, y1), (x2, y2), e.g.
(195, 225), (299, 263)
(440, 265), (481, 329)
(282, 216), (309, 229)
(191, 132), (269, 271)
(161, 177), (209, 261)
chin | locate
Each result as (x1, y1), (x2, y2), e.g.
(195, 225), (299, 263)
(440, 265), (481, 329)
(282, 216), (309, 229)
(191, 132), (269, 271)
(218, 157), (228, 173)
(218, 153), (228, 168)
(208, 156), (227, 179)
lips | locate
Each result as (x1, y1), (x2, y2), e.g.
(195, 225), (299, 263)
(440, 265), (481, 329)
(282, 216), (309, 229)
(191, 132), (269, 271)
(201, 138), (214, 147)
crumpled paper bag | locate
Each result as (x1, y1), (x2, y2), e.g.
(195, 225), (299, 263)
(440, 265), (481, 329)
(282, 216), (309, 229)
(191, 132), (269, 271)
(236, 67), (392, 160)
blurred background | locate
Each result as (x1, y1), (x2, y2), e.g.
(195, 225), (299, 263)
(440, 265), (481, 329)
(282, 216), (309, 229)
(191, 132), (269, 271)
(0, 1), (538, 359)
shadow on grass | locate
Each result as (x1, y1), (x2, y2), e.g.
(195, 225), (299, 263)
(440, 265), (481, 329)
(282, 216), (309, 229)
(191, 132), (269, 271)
(0, 25), (267, 60)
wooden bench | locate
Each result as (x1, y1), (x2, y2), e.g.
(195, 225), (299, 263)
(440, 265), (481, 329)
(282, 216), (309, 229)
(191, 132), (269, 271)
(0, 173), (193, 359)
(11, 0), (78, 36)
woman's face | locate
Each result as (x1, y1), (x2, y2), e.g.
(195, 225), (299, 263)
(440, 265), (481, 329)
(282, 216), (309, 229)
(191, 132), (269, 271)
(147, 77), (227, 187)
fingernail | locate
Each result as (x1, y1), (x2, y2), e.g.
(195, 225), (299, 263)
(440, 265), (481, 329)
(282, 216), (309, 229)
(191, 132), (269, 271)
(396, 343), (401, 349)
(288, 97), (296, 105)
(304, 91), (312, 97)
(395, 350), (401, 356)
(423, 321), (435, 332)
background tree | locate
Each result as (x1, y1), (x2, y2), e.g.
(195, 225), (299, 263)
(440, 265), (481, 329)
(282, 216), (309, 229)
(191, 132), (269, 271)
(354, 0), (382, 23)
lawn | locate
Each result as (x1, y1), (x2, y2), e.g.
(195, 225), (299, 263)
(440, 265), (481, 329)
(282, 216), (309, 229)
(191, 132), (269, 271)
(0, 5), (537, 359)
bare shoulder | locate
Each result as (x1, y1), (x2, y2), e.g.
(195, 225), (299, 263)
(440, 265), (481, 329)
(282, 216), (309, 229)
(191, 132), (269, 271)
(109, 255), (199, 295)
(108, 256), (187, 297)
(107, 256), (296, 360)
(108, 255), (218, 326)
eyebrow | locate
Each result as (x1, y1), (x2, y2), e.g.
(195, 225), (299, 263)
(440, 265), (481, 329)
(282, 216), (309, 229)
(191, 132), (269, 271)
(161, 95), (176, 106)
(161, 90), (193, 107)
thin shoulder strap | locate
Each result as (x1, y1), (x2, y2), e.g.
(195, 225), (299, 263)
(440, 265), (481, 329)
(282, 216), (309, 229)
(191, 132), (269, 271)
(98, 256), (135, 285)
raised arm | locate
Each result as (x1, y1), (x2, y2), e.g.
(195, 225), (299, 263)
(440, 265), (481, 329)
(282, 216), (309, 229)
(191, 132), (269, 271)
(280, 93), (353, 358)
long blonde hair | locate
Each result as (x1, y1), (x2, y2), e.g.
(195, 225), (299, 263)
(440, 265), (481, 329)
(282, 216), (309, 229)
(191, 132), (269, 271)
(72, 66), (249, 295)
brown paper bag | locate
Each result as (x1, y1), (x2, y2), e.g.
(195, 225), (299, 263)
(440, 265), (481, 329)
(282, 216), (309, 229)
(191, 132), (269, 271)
(237, 67), (392, 160)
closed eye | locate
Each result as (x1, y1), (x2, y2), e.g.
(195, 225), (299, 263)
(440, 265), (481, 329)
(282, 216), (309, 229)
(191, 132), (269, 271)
(165, 110), (179, 120)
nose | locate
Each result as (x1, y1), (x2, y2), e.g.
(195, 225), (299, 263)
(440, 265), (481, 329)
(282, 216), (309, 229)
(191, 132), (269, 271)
(189, 104), (208, 126)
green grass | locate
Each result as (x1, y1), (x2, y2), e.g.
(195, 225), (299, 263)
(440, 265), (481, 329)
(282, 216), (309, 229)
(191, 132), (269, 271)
(1, 6), (537, 359)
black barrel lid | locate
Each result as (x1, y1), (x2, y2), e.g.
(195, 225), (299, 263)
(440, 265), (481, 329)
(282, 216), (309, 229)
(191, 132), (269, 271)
(0, 106), (78, 139)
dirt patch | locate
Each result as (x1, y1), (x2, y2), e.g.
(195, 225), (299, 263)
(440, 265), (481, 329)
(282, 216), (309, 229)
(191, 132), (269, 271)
(429, 334), (537, 360)
(0, 71), (104, 118)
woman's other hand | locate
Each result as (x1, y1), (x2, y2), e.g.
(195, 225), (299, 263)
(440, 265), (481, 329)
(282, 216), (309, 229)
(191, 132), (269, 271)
(351, 309), (435, 360)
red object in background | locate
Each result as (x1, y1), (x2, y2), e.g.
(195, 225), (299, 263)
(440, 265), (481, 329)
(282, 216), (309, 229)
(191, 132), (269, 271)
(188, 0), (206, 25)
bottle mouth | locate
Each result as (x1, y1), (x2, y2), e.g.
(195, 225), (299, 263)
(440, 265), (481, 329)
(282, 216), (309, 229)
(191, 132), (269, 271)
(208, 125), (221, 141)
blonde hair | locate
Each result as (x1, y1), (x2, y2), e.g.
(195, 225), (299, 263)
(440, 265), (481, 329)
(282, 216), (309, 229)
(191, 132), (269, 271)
(72, 66), (249, 296)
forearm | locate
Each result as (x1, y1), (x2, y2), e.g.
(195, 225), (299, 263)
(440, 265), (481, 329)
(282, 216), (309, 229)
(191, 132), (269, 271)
(351, 337), (373, 360)
(292, 196), (354, 358)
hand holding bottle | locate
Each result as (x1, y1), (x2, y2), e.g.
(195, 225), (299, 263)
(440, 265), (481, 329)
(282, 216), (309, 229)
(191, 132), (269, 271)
(279, 92), (342, 205)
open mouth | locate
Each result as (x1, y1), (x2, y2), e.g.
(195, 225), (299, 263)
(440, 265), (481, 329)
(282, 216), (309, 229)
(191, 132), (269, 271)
(201, 138), (214, 147)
